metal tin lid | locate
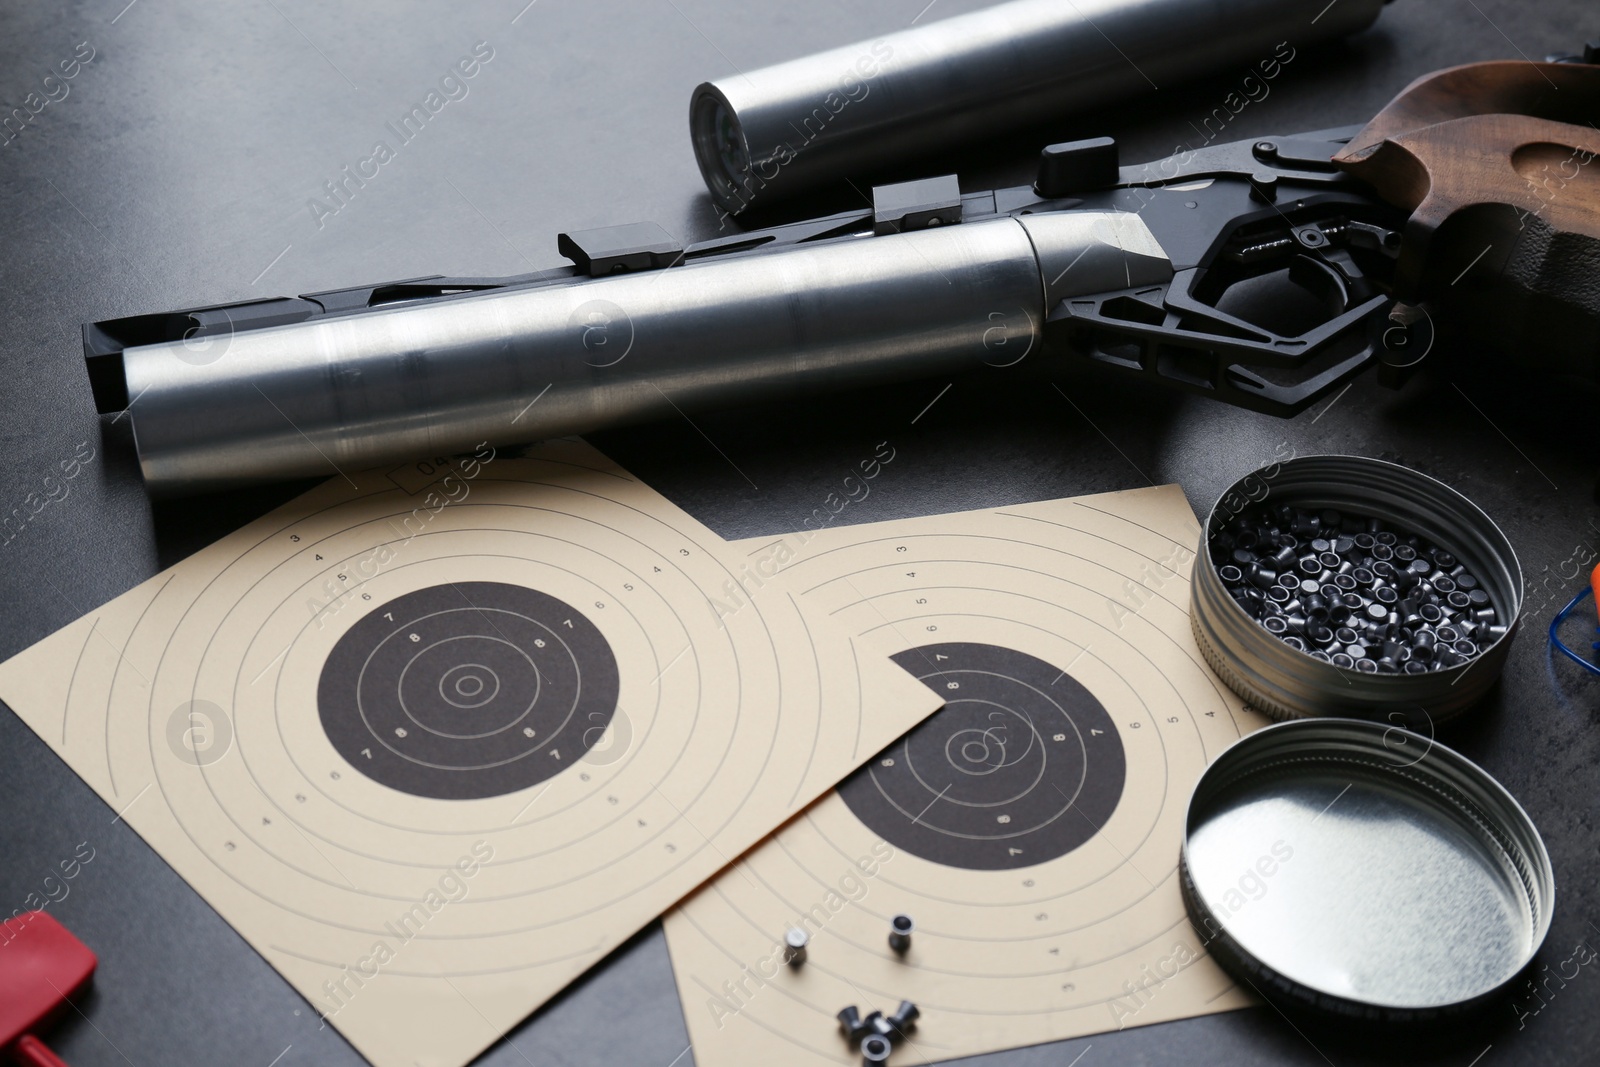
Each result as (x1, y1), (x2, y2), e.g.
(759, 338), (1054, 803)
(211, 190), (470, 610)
(1180, 718), (1553, 1022)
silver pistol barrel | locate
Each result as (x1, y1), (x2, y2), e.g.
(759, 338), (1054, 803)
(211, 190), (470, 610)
(121, 213), (1168, 494)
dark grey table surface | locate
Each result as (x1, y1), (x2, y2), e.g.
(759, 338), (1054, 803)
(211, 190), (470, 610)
(2, 2), (1598, 1065)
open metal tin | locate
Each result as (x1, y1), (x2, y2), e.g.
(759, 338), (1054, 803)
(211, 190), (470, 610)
(1180, 718), (1553, 1023)
(1191, 455), (1523, 723)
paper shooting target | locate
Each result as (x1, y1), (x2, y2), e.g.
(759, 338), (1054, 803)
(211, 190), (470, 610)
(664, 485), (1269, 1067)
(0, 440), (941, 1067)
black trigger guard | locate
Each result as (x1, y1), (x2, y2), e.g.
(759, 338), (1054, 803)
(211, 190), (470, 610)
(1043, 275), (1395, 415)
(1043, 263), (1393, 417)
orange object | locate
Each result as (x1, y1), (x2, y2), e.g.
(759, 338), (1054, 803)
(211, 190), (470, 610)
(1592, 562), (1600, 623)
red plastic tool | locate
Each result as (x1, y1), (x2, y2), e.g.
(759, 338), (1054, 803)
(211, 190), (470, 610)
(0, 912), (96, 1067)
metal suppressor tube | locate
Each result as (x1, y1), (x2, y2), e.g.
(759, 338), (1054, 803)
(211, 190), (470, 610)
(690, 0), (1388, 213)
(120, 213), (1169, 494)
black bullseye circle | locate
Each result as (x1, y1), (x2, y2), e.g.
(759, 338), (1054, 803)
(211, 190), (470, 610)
(318, 582), (620, 800)
(838, 642), (1126, 870)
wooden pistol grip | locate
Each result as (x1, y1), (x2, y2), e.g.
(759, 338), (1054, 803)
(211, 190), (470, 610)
(1337, 60), (1600, 159)
(1334, 62), (1600, 376)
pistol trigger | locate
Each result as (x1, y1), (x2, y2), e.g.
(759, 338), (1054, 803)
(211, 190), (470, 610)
(1316, 247), (1373, 302)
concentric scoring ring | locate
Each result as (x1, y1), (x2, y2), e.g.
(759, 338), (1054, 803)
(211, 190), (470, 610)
(317, 582), (620, 799)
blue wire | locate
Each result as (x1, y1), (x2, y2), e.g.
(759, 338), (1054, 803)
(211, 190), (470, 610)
(1549, 586), (1600, 676)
